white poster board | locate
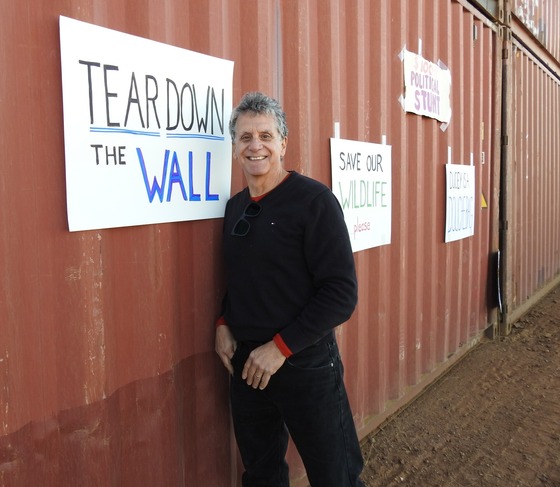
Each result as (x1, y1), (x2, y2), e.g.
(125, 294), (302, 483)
(59, 16), (234, 231)
(330, 138), (392, 253)
(445, 164), (475, 242)
(402, 49), (452, 124)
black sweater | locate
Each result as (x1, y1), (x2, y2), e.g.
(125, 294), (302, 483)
(222, 172), (357, 355)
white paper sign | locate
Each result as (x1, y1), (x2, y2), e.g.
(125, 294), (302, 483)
(330, 138), (392, 253)
(59, 16), (234, 231)
(403, 49), (452, 124)
(445, 164), (475, 242)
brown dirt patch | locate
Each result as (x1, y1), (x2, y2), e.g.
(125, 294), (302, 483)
(361, 285), (560, 487)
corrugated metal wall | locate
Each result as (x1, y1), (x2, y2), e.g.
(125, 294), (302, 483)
(1, 2), (235, 486)
(501, 0), (560, 330)
(513, 0), (560, 61)
(510, 45), (560, 305)
(1, 0), (558, 485)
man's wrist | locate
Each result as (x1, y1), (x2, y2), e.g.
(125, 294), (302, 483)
(273, 334), (293, 358)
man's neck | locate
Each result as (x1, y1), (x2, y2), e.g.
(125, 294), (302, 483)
(247, 169), (289, 198)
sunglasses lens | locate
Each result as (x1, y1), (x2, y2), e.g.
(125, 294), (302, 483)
(231, 202), (261, 236)
(232, 218), (250, 236)
(245, 203), (261, 217)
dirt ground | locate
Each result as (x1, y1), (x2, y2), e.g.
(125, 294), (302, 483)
(360, 285), (560, 487)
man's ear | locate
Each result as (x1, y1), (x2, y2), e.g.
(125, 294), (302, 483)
(281, 137), (288, 157)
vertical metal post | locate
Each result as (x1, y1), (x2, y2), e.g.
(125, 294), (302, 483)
(498, 0), (513, 336)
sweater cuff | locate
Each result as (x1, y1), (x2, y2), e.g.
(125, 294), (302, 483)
(215, 316), (227, 328)
(273, 334), (294, 358)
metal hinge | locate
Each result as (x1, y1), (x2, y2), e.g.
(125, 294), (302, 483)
(499, 25), (512, 41)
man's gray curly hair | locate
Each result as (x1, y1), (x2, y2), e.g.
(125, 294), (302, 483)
(229, 92), (289, 141)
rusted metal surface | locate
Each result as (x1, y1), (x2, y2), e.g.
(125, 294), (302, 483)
(507, 39), (560, 318)
(1, 0), (538, 486)
(513, 0), (560, 61)
(1, 1), (236, 486)
(499, 0), (560, 331)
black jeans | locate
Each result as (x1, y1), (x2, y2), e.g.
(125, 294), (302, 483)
(230, 336), (365, 487)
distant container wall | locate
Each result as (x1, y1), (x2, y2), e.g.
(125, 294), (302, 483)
(513, 0), (560, 61)
(1, 1), (502, 486)
(504, 26), (560, 324)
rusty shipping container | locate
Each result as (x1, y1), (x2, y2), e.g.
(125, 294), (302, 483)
(2, 0), (558, 485)
(500, 0), (560, 331)
(513, 0), (560, 61)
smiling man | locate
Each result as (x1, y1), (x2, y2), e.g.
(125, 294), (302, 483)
(215, 92), (365, 487)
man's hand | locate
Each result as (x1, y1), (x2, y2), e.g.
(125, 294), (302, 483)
(242, 341), (286, 390)
(215, 325), (236, 375)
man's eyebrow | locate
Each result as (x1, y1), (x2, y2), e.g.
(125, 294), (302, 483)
(239, 129), (274, 136)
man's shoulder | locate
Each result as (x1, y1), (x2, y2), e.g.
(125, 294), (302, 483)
(287, 172), (330, 197)
(225, 187), (249, 214)
(230, 186), (249, 199)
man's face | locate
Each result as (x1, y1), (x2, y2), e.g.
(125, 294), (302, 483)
(233, 112), (287, 178)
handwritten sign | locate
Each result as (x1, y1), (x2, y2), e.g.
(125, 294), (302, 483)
(402, 49), (451, 124)
(330, 138), (392, 253)
(59, 16), (234, 231)
(445, 164), (475, 242)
